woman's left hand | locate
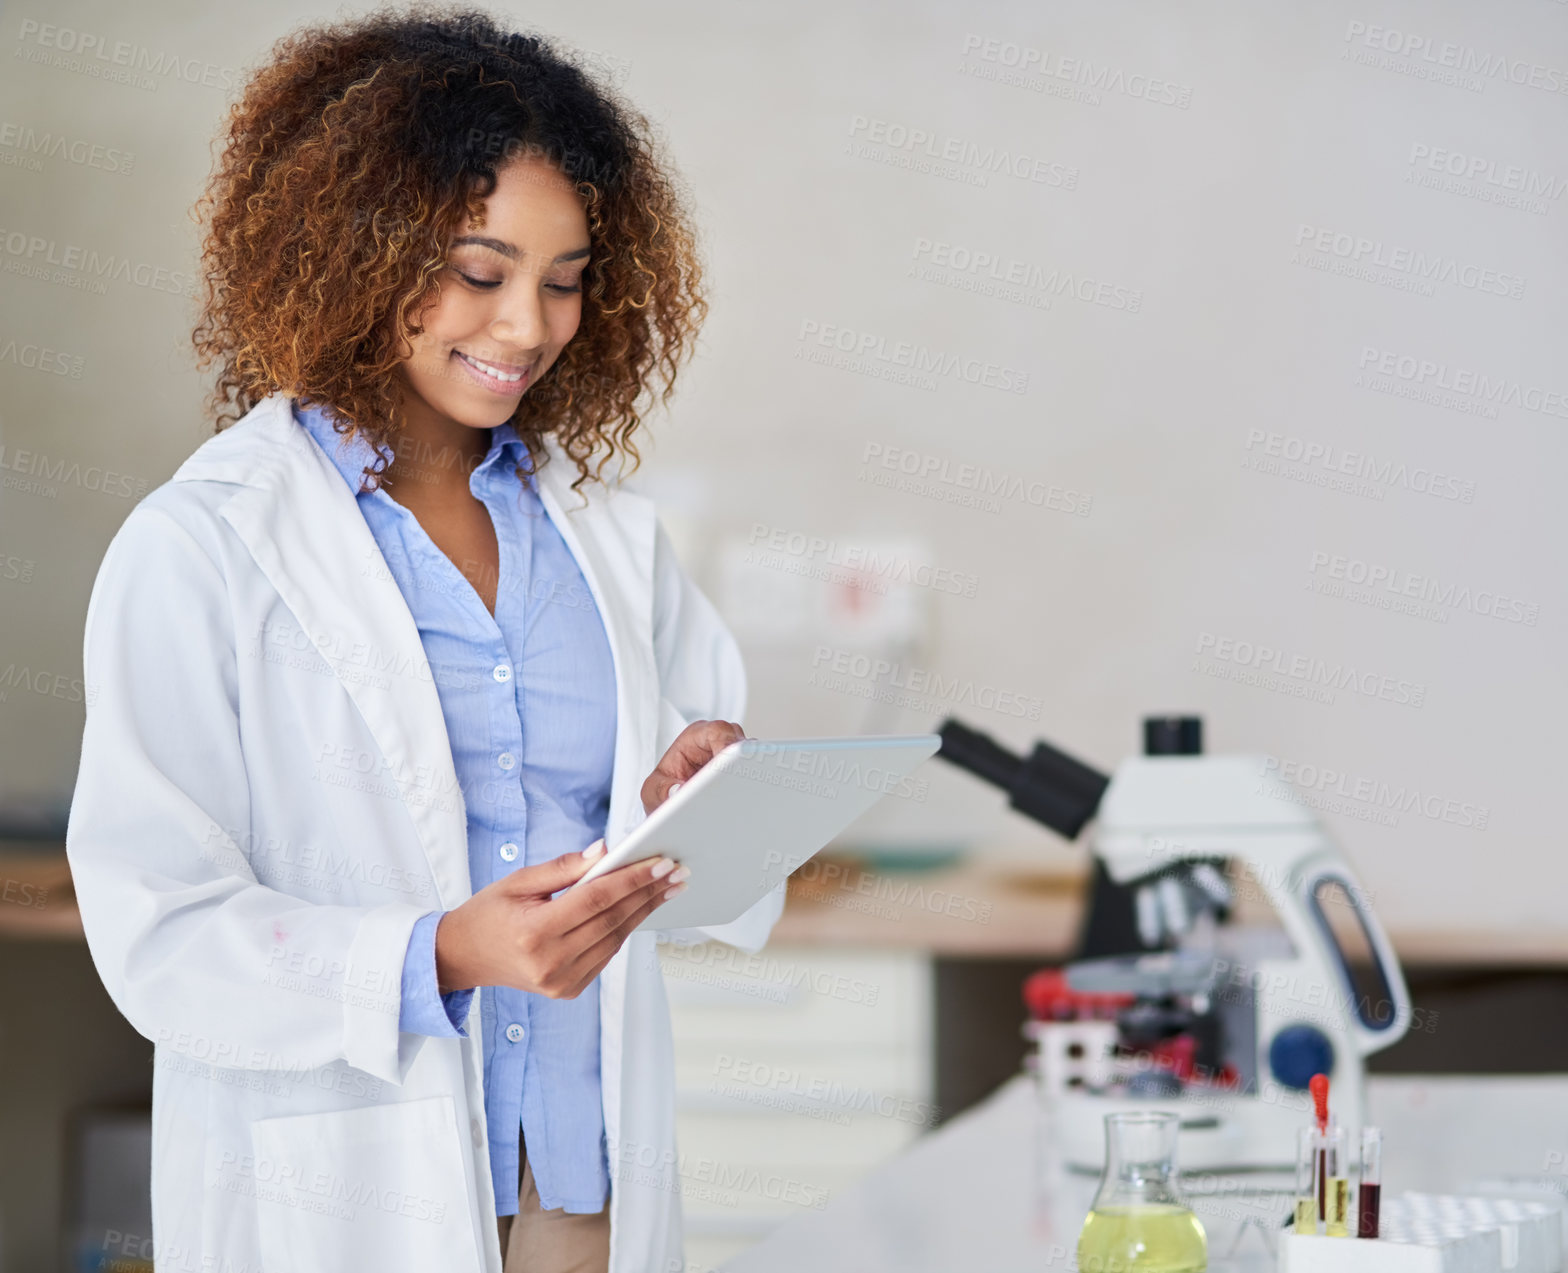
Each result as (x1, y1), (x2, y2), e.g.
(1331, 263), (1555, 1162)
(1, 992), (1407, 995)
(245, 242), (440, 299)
(641, 719), (745, 814)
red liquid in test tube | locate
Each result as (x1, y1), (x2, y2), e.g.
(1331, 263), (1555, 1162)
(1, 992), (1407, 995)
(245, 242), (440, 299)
(1358, 1126), (1383, 1239)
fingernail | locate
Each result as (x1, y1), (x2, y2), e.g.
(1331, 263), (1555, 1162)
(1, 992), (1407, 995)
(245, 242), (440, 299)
(668, 782), (683, 797)
(583, 840), (606, 860)
(650, 857), (676, 879)
(664, 883), (688, 900)
(668, 865), (691, 885)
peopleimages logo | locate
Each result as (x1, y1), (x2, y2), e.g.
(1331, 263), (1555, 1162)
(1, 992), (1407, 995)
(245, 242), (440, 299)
(846, 115), (1079, 189)
(1358, 347), (1568, 420)
(0, 224), (199, 296)
(1342, 20), (1568, 98)
(1307, 551), (1540, 627)
(1292, 224), (1525, 298)
(860, 442), (1092, 518)
(1406, 144), (1567, 202)
(796, 319), (1029, 395)
(1260, 756), (1490, 831)
(0, 442), (147, 498)
(810, 643), (1045, 720)
(711, 1053), (941, 1127)
(958, 33), (1194, 109)
(14, 19), (239, 92)
(1194, 632), (1427, 708)
(746, 522), (980, 598)
(0, 123), (135, 174)
(734, 740), (930, 804)
(1242, 430), (1475, 504)
(910, 238), (1142, 313)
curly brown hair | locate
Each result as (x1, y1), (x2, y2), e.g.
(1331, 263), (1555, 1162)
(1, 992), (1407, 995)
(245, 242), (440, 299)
(190, 4), (707, 491)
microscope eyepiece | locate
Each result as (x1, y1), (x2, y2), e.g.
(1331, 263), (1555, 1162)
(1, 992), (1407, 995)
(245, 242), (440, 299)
(1144, 715), (1203, 756)
(934, 717), (1109, 840)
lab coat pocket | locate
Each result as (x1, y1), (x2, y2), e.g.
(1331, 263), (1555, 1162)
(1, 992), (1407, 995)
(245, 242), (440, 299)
(249, 1095), (481, 1273)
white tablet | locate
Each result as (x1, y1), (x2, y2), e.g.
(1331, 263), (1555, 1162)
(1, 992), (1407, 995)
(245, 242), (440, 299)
(571, 734), (942, 933)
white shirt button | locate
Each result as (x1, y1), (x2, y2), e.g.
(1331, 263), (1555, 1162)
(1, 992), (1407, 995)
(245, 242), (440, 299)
(499, 842), (519, 862)
(493, 664), (512, 683)
(505, 1023), (525, 1044)
(497, 752), (516, 770)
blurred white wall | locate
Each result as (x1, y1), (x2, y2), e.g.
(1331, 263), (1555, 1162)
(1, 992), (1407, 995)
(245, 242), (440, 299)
(2, 0), (1564, 936)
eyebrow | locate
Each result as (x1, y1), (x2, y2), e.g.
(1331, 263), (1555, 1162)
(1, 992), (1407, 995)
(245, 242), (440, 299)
(449, 235), (590, 264)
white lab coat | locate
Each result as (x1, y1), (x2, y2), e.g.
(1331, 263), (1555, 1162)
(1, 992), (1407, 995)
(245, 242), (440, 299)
(65, 391), (784, 1273)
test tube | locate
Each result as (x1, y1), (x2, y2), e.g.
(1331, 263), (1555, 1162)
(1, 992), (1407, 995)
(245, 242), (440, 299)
(1324, 1120), (1350, 1237)
(1295, 1125), (1321, 1235)
(1358, 1126), (1382, 1239)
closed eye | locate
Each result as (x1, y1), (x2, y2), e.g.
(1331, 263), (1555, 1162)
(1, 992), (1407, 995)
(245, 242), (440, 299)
(458, 271), (581, 295)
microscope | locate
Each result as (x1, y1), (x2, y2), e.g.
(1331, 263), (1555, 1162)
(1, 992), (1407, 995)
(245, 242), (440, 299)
(935, 715), (1412, 1172)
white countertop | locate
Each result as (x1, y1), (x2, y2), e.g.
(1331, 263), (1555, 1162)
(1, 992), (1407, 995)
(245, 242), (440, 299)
(721, 1073), (1568, 1272)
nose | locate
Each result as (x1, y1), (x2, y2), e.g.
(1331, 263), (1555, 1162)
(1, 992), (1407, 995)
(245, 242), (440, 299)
(487, 281), (550, 355)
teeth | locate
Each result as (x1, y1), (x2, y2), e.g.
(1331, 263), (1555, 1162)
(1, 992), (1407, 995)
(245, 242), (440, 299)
(458, 351), (524, 383)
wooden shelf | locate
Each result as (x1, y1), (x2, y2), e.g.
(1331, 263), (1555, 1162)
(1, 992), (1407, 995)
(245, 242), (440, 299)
(0, 847), (83, 941)
(774, 856), (1085, 958)
(8, 844), (1568, 965)
(775, 853), (1568, 967)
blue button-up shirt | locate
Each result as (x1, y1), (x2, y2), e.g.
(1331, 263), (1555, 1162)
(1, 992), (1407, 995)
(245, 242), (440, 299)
(294, 399), (616, 1215)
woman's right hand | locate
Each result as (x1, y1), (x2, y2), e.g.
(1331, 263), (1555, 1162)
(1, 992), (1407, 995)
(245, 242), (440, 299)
(434, 843), (688, 999)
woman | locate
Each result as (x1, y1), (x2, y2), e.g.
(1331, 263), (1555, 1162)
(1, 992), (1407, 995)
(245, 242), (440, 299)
(65, 9), (783, 1273)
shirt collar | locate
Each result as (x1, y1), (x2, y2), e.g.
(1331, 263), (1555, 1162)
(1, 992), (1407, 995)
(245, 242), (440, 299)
(291, 398), (534, 495)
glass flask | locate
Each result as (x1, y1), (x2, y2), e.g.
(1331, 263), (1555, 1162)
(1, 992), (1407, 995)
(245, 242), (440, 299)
(1077, 1112), (1208, 1273)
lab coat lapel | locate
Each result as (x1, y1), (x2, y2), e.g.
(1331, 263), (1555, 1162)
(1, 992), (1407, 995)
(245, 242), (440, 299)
(532, 441), (659, 845)
(176, 394), (473, 910)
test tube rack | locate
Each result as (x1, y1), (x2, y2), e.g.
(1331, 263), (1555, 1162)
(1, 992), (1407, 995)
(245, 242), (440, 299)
(1280, 1193), (1562, 1273)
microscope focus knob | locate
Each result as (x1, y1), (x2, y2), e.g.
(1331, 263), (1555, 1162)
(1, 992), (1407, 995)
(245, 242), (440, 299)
(1268, 1024), (1335, 1091)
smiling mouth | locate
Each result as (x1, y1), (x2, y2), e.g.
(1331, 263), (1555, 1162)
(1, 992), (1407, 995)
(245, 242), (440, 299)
(454, 349), (530, 388)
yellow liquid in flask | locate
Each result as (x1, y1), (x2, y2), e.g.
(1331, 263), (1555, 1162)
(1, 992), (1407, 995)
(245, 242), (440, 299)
(1077, 1204), (1208, 1272)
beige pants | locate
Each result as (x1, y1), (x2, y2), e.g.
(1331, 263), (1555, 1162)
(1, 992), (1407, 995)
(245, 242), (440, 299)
(496, 1136), (611, 1273)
